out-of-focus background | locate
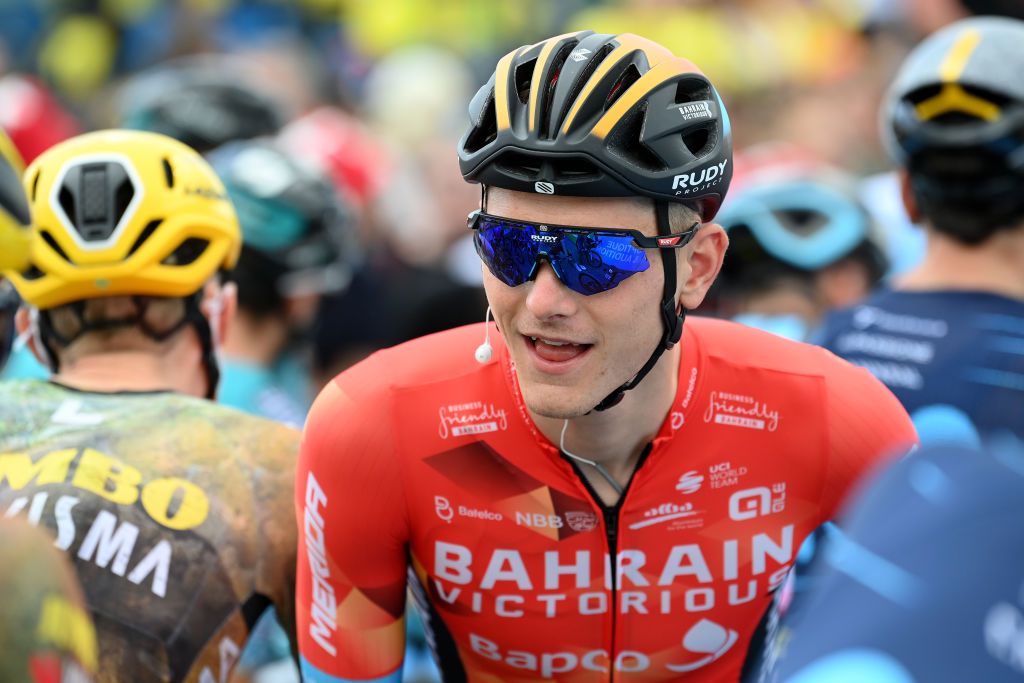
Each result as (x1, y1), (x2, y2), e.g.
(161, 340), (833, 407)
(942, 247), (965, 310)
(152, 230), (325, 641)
(0, 0), (1018, 680)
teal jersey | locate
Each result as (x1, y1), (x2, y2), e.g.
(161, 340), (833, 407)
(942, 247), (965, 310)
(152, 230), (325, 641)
(218, 358), (306, 427)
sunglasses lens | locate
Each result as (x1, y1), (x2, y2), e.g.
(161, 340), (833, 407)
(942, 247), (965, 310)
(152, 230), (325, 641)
(552, 232), (650, 295)
(473, 215), (651, 295)
(474, 218), (538, 287)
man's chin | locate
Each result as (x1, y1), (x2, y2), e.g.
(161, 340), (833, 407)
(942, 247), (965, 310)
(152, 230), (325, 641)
(520, 385), (597, 420)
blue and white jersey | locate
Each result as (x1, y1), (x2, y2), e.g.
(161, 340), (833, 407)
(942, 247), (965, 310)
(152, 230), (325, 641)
(752, 441), (1024, 683)
(814, 289), (1024, 445)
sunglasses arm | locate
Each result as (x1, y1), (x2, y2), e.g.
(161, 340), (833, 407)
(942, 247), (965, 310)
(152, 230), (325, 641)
(632, 222), (701, 250)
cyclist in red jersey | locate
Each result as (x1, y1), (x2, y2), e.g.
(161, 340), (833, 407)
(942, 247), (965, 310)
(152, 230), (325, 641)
(296, 31), (918, 683)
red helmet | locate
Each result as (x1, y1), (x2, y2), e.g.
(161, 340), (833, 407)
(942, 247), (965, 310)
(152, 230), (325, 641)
(279, 107), (392, 208)
(0, 75), (81, 164)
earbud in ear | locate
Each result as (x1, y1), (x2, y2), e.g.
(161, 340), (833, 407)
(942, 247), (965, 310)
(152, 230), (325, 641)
(475, 307), (493, 364)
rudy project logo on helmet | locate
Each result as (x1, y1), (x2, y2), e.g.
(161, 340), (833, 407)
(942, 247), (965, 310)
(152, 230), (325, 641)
(534, 181), (555, 194)
(568, 48), (592, 63)
(672, 160), (729, 194)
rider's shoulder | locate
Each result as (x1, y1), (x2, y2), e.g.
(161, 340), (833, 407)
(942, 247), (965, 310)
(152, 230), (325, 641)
(334, 323), (490, 394)
(690, 316), (844, 376)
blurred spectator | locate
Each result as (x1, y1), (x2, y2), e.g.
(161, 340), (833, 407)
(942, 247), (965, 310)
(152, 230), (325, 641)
(0, 75), (81, 164)
(117, 55), (285, 154)
(817, 16), (1024, 447)
(709, 145), (887, 340)
(208, 137), (360, 424)
(752, 439), (1024, 683)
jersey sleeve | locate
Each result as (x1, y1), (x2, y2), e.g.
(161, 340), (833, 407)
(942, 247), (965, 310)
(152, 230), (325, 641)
(295, 374), (410, 683)
(819, 352), (919, 522)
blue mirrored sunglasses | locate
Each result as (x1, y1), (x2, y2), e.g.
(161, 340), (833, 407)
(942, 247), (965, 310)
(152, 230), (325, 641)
(470, 210), (699, 296)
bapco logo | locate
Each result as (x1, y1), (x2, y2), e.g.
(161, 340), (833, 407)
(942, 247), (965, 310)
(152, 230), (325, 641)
(676, 470), (704, 495)
(534, 181), (555, 194)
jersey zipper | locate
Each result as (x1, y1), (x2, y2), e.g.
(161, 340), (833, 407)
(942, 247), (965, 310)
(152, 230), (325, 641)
(562, 443), (653, 683)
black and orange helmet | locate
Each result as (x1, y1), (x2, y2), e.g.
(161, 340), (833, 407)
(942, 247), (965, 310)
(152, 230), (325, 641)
(458, 31), (733, 221)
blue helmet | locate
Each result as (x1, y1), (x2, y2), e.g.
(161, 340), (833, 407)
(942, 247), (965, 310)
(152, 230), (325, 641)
(717, 165), (887, 279)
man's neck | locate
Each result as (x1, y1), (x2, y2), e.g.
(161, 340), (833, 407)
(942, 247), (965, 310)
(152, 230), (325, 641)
(221, 311), (287, 367)
(531, 345), (682, 492)
(897, 227), (1024, 300)
(52, 350), (206, 397)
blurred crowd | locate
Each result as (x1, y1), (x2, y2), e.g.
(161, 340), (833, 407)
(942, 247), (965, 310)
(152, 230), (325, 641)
(2, 0), (1023, 680)
(0, 0), (1015, 401)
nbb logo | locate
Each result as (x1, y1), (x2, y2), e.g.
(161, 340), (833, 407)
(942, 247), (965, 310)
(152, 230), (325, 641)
(516, 512), (563, 529)
(0, 448), (209, 530)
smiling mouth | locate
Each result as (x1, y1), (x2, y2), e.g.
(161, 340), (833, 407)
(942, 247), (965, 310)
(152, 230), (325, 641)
(525, 335), (593, 364)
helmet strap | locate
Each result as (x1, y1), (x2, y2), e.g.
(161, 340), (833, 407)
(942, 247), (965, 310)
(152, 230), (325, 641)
(183, 294), (221, 400)
(35, 291), (220, 399)
(593, 200), (685, 412)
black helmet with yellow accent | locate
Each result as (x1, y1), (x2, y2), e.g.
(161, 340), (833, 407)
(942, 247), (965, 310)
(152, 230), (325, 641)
(6, 130), (241, 397)
(0, 128), (30, 273)
(884, 16), (1024, 244)
(459, 31), (733, 411)
(459, 31), (732, 221)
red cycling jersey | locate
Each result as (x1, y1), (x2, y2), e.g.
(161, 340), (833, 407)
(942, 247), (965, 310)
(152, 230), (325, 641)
(296, 319), (916, 683)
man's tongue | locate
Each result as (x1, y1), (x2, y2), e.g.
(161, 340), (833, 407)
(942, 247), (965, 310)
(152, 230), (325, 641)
(534, 338), (587, 362)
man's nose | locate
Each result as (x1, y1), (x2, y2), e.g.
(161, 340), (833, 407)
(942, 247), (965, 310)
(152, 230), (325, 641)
(524, 260), (579, 320)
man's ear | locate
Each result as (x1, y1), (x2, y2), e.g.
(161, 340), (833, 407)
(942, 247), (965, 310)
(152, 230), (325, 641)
(679, 224), (729, 310)
(201, 281), (237, 347)
(15, 307), (51, 369)
(899, 169), (922, 223)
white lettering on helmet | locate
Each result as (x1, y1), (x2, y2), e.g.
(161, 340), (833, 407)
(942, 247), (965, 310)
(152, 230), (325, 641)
(672, 160), (729, 191)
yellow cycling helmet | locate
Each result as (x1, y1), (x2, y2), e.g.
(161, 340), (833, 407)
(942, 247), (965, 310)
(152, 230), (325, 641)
(0, 129), (30, 273)
(8, 129), (240, 310)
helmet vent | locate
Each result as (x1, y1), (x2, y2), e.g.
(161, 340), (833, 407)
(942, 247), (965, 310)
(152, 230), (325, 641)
(494, 150), (542, 178)
(674, 78), (712, 106)
(21, 265), (44, 281)
(904, 83), (1010, 123)
(552, 157), (601, 180)
(515, 58), (537, 105)
(58, 162), (135, 243)
(778, 208), (826, 236)
(163, 237), (209, 266)
(462, 94), (498, 154)
(539, 41), (579, 139)
(39, 230), (70, 262)
(128, 220), (162, 256)
(606, 103), (665, 172)
(30, 170), (41, 202)
(682, 127), (712, 156)
(162, 158), (175, 188)
(605, 64), (641, 110)
(555, 43), (614, 134)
